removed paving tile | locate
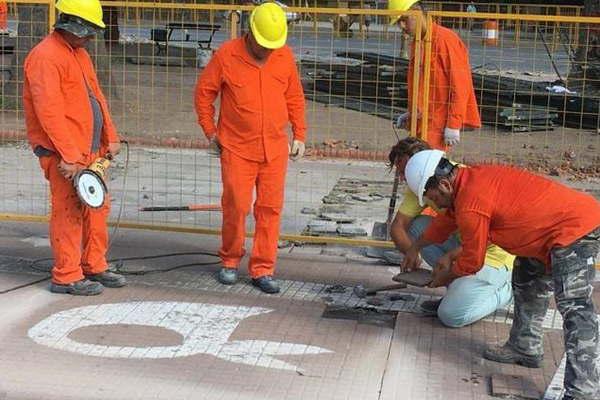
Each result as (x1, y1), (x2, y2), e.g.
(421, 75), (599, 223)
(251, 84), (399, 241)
(319, 213), (356, 223)
(351, 194), (375, 202)
(301, 207), (317, 215)
(307, 220), (338, 234)
(336, 225), (368, 237)
(318, 204), (348, 213)
(382, 250), (403, 265)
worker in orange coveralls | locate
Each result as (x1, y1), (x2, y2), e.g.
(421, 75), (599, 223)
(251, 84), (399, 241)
(195, 2), (306, 294)
(388, 0), (480, 151)
(24, 0), (126, 295)
(403, 150), (600, 400)
(0, 1), (8, 32)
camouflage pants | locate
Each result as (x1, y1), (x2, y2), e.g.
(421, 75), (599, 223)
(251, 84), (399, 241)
(508, 227), (600, 399)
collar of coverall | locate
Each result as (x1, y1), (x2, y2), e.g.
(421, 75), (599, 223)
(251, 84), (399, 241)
(232, 35), (284, 67)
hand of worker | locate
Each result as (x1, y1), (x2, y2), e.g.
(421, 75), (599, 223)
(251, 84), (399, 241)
(207, 135), (221, 157)
(443, 127), (460, 146)
(393, 112), (410, 130)
(107, 141), (121, 157)
(290, 140), (305, 161)
(58, 160), (83, 181)
(400, 244), (421, 272)
(429, 262), (457, 288)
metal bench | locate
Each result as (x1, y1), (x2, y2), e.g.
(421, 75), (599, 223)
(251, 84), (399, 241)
(151, 22), (221, 55)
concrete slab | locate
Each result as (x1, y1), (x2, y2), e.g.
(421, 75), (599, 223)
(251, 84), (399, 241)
(0, 272), (48, 293)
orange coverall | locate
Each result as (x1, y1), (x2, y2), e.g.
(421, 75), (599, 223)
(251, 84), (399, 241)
(408, 22), (481, 151)
(421, 165), (600, 276)
(24, 31), (120, 284)
(195, 37), (306, 278)
(0, 2), (8, 30)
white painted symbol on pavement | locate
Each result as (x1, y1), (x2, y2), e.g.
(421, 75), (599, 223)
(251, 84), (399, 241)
(28, 301), (332, 371)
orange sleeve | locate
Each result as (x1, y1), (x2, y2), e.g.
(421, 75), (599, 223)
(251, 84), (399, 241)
(25, 57), (84, 164)
(442, 38), (472, 130)
(422, 212), (458, 244)
(194, 53), (223, 138)
(452, 210), (489, 276)
(285, 52), (307, 142)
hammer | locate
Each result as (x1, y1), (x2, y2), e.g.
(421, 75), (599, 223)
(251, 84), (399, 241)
(353, 282), (407, 298)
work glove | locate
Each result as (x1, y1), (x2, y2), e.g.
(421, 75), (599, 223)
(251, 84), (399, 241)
(443, 127), (460, 146)
(393, 111), (410, 130)
(290, 140), (305, 161)
(207, 135), (221, 157)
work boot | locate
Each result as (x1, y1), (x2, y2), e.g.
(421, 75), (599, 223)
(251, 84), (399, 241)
(483, 343), (543, 368)
(420, 298), (442, 316)
(252, 276), (280, 294)
(50, 279), (104, 296)
(218, 268), (238, 285)
(86, 271), (127, 288)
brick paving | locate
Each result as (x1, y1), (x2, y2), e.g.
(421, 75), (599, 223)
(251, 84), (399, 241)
(0, 222), (596, 399)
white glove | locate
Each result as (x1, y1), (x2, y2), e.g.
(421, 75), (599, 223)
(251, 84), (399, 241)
(290, 140), (305, 161)
(443, 127), (460, 146)
(393, 112), (410, 130)
(208, 135), (221, 156)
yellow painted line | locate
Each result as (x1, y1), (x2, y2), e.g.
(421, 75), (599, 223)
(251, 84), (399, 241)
(4, 214), (599, 270)
(0, 213), (395, 248)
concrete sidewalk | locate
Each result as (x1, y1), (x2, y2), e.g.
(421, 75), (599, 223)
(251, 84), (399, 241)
(0, 221), (581, 400)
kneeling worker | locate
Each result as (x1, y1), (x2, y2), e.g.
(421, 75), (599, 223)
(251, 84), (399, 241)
(388, 137), (513, 327)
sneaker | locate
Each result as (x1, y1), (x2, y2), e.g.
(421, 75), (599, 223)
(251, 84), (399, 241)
(483, 343), (543, 368)
(251, 276), (280, 294)
(86, 271), (127, 288)
(50, 279), (104, 296)
(420, 299), (442, 315)
(218, 268), (238, 285)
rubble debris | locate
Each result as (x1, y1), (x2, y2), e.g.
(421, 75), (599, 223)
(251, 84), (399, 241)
(324, 284), (347, 294)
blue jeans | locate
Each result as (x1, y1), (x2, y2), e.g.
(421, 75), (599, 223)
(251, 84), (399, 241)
(409, 215), (513, 328)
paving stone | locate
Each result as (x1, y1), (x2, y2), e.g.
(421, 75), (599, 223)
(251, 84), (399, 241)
(319, 213), (356, 223)
(301, 207), (317, 215)
(336, 225), (368, 237)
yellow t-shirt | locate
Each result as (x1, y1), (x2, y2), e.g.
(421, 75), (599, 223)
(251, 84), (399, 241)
(397, 188), (515, 270)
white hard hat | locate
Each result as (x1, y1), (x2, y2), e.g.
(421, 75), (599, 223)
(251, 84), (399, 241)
(405, 149), (445, 206)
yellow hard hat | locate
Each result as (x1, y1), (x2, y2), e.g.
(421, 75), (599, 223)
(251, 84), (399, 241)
(56, 0), (105, 29)
(250, 2), (288, 50)
(388, 0), (420, 25)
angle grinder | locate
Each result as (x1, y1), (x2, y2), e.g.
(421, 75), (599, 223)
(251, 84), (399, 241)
(74, 154), (113, 208)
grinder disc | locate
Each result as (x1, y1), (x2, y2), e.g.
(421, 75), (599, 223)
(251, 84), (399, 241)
(74, 170), (106, 208)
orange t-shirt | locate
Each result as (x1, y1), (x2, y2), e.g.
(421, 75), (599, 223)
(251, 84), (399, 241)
(423, 165), (600, 276)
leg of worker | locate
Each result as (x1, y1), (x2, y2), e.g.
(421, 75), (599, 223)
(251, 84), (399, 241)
(40, 155), (85, 284)
(407, 215), (461, 267)
(507, 257), (553, 356)
(219, 149), (258, 268)
(248, 154), (287, 278)
(81, 195), (111, 275)
(551, 232), (600, 399)
(438, 265), (512, 327)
